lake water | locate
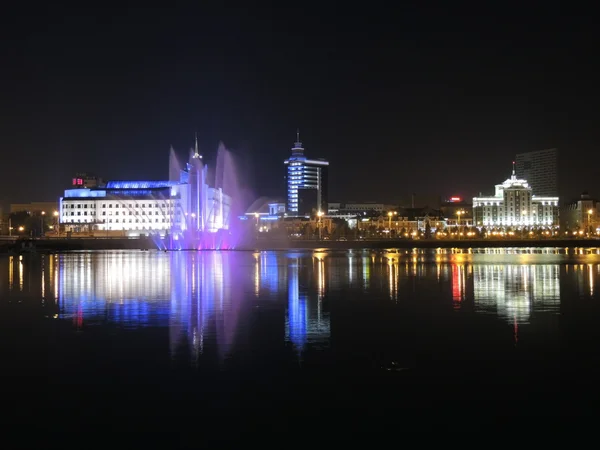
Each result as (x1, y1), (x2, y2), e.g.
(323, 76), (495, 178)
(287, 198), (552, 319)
(2, 247), (600, 435)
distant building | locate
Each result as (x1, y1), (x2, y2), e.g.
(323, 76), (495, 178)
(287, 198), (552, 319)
(473, 163), (559, 228)
(284, 131), (329, 216)
(515, 148), (558, 196)
(560, 192), (598, 232)
(327, 202), (395, 216)
(440, 196), (473, 225)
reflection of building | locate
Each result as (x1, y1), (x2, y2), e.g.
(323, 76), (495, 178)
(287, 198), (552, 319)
(473, 264), (560, 323)
(57, 252), (171, 327)
(473, 163), (559, 228)
(515, 148), (558, 197)
(284, 131), (329, 216)
(285, 255), (330, 352)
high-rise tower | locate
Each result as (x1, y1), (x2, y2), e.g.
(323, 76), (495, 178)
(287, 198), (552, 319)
(515, 148), (558, 196)
(284, 130), (329, 216)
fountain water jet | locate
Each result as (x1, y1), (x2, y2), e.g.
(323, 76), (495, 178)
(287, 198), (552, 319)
(165, 140), (246, 250)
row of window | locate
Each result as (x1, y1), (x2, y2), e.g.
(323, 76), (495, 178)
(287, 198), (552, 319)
(64, 202), (175, 209)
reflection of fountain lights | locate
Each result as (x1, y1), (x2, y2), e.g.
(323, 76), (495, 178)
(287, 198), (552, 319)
(589, 264), (594, 296)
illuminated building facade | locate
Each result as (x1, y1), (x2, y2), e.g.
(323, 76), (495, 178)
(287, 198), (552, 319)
(59, 142), (231, 237)
(473, 163), (559, 228)
(284, 131), (329, 216)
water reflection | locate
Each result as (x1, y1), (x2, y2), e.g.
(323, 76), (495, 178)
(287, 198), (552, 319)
(473, 264), (561, 324)
(1, 248), (600, 366)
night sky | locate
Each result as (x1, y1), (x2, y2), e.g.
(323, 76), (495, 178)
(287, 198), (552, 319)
(1, 3), (599, 210)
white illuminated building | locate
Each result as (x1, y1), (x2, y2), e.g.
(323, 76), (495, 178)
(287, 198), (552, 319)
(473, 163), (559, 228)
(59, 139), (231, 237)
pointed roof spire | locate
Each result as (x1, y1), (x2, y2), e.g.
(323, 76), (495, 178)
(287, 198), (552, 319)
(192, 132), (202, 159)
(291, 128), (304, 156)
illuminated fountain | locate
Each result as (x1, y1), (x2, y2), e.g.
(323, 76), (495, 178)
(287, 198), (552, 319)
(167, 138), (246, 250)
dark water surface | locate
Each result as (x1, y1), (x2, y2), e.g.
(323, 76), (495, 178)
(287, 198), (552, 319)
(2, 248), (600, 434)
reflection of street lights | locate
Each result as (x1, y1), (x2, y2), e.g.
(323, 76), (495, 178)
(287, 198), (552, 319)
(317, 210), (324, 240)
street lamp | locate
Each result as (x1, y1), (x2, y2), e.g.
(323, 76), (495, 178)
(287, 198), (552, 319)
(387, 211), (397, 238)
(40, 211), (46, 238)
(53, 211), (59, 236)
(317, 210), (324, 240)
(456, 210), (465, 239)
(254, 213), (260, 232)
(588, 209), (594, 235)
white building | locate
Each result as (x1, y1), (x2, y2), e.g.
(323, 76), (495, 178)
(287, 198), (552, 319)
(60, 142), (231, 237)
(473, 164), (559, 228)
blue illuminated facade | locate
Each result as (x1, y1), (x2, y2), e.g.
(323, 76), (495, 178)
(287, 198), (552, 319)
(105, 181), (180, 189)
(59, 143), (232, 242)
(284, 131), (329, 216)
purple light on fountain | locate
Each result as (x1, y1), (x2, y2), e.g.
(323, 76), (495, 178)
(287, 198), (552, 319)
(166, 139), (248, 250)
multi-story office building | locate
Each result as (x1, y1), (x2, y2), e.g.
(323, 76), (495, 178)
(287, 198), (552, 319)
(515, 148), (558, 196)
(473, 164), (559, 228)
(284, 131), (329, 216)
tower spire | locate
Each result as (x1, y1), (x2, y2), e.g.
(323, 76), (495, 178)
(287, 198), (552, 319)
(192, 132), (202, 159)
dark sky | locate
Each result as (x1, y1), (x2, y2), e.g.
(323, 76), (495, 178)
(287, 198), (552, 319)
(1, 3), (599, 210)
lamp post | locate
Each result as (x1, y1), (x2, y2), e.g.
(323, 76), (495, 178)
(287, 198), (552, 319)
(8, 217), (11, 237)
(40, 211), (46, 238)
(317, 210), (324, 240)
(387, 211), (397, 238)
(53, 211), (59, 236)
(588, 209), (594, 235)
(456, 210), (464, 239)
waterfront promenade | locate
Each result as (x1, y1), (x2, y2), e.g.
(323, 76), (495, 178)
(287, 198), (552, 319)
(2, 236), (600, 253)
